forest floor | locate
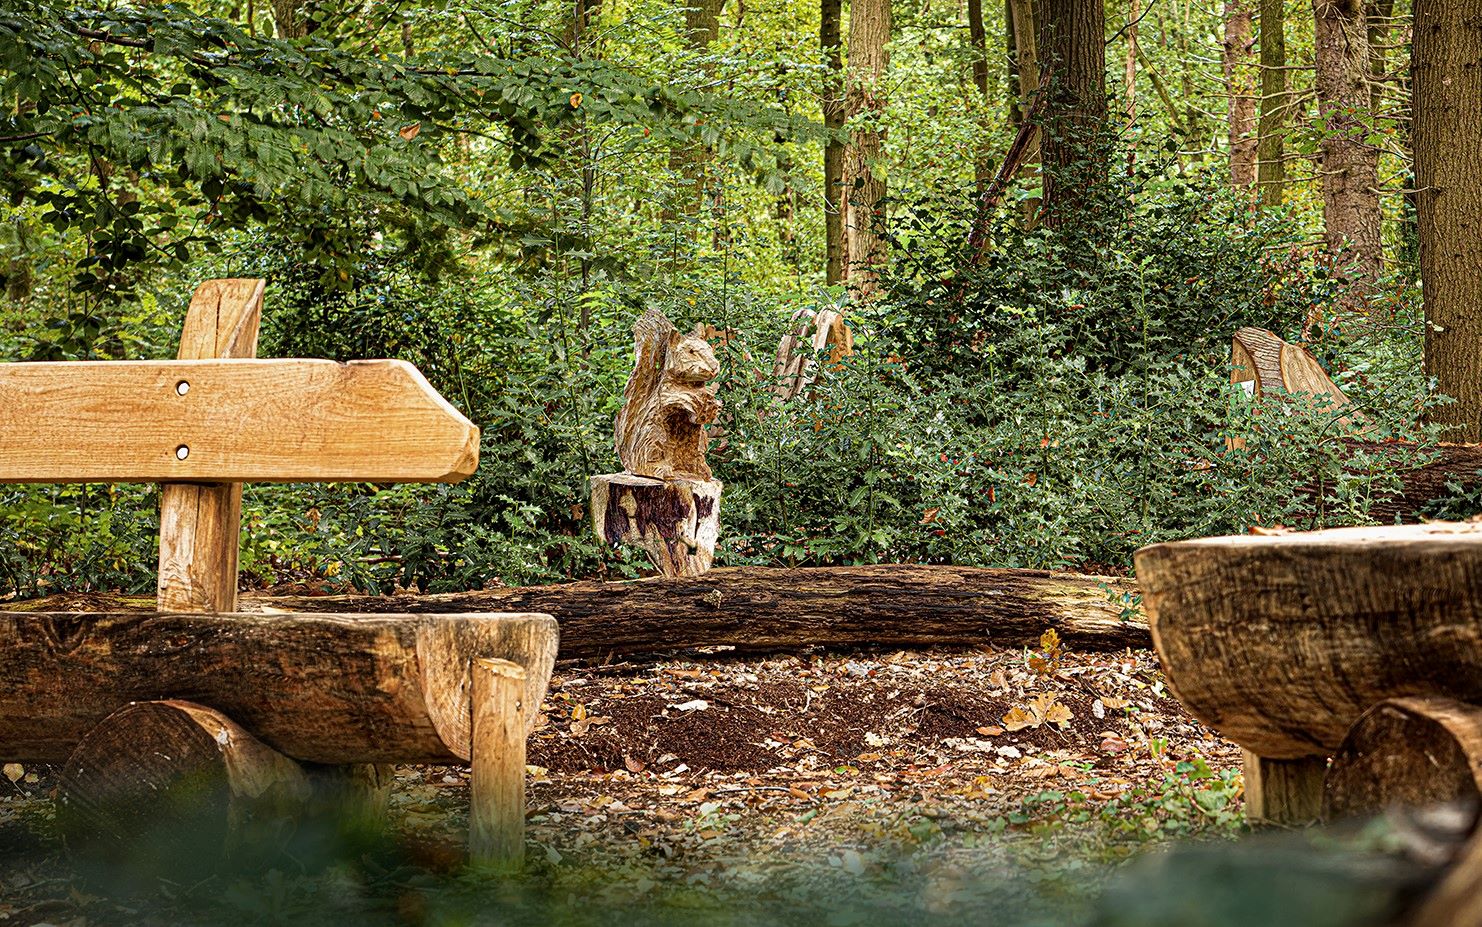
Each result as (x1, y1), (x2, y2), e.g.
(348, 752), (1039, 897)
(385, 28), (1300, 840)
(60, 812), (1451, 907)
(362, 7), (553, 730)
(0, 641), (1266, 926)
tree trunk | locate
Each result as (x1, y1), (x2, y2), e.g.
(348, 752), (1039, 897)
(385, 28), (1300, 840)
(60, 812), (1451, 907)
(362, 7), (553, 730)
(968, 0), (993, 188)
(1415, 0), (1482, 442)
(1223, 0), (1258, 189)
(1007, 0), (1042, 221)
(0, 612), (557, 763)
(842, 0), (890, 299)
(1313, 0), (1383, 287)
(665, 0), (728, 222)
(1136, 522), (1482, 760)
(1123, 0), (1138, 128)
(1035, 0), (1107, 225)
(822, 0), (846, 285)
(1257, 0), (1287, 206)
(237, 565), (1148, 659)
(271, 0), (308, 38)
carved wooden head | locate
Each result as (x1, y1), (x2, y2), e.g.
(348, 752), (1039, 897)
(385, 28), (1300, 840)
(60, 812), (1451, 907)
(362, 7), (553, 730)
(667, 330), (719, 384)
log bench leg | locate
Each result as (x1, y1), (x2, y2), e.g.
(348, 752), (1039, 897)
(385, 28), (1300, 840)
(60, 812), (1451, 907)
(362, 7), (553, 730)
(470, 658), (529, 870)
(1243, 749), (1326, 826)
(58, 700), (311, 861)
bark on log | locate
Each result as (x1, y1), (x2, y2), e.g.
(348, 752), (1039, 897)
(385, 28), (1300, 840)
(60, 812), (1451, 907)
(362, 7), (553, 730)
(1324, 697), (1482, 822)
(1135, 522), (1482, 760)
(1360, 441), (1482, 524)
(58, 700), (311, 854)
(0, 611), (557, 764)
(590, 472), (722, 578)
(241, 565), (1147, 659)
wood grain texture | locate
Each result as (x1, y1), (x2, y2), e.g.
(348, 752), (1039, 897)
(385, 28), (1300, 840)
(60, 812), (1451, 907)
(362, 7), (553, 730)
(158, 278), (265, 613)
(0, 358), (479, 483)
(589, 472), (722, 577)
(58, 699), (311, 851)
(1136, 521), (1482, 759)
(244, 564), (1148, 658)
(614, 309), (721, 481)
(1324, 697), (1482, 822)
(469, 658), (527, 869)
(0, 611), (557, 763)
(1243, 750), (1325, 826)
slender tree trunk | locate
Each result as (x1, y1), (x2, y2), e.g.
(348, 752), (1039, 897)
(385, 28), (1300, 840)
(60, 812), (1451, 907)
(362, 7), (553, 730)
(1313, 0), (1383, 286)
(570, 0), (602, 340)
(1257, 0), (1287, 206)
(968, 0), (993, 189)
(1223, 0), (1258, 188)
(666, 0), (728, 222)
(1036, 0), (1107, 226)
(1415, 0), (1482, 441)
(1367, 0), (1395, 109)
(271, 0), (308, 37)
(823, 0), (845, 285)
(1006, 0), (1020, 128)
(1007, 0), (1041, 220)
(842, 0), (891, 299)
(1124, 0), (1138, 128)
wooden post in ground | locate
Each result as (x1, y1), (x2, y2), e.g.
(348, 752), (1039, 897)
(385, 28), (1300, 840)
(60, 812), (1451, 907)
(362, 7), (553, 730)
(1242, 750), (1325, 826)
(469, 658), (528, 870)
(157, 279), (264, 613)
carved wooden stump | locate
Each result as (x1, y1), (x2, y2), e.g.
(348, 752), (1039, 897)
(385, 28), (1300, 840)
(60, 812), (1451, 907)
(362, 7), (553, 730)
(590, 472), (722, 578)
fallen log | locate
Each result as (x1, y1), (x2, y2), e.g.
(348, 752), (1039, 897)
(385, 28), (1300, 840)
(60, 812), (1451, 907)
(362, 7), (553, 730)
(235, 565), (1147, 659)
(1324, 697), (1482, 822)
(1361, 441), (1482, 524)
(0, 611), (557, 764)
(1136, 522), (1482, 761)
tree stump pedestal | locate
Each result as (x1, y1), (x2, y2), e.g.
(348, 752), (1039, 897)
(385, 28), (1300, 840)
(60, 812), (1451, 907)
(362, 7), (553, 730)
(590, 473), (722, 578)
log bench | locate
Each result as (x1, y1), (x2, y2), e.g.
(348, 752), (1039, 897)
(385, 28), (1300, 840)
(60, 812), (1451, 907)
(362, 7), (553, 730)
(1137, 522), (1482, 827)
(0, 279), (557, 869)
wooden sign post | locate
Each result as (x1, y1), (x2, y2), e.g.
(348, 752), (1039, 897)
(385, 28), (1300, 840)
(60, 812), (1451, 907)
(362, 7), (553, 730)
(0, 279), (551, 871)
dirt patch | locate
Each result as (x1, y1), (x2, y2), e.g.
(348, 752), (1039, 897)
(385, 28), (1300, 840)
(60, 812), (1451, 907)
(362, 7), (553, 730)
(529, 648), (1227, 792)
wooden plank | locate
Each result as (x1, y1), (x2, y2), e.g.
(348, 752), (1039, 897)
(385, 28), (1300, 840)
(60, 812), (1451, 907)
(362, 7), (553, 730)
(0, 611), (557, 764)
(0, 359), (479, 483)
(469, 658), (528, 870)
(158, 279), (265, 612)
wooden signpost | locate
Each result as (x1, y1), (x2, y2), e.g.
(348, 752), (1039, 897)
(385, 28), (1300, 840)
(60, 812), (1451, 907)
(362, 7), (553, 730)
(0, 279), (555, 870)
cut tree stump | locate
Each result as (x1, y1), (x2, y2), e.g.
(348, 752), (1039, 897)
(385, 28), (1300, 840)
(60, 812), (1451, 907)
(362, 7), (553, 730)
(58, 700), (311, 854)
(590, 472), (722, 578)
(0, 611), (557, 764)
(241, 564), (1147, 657)
(1323, 697), (1482, 822)
(1136, 521), (1482, 826)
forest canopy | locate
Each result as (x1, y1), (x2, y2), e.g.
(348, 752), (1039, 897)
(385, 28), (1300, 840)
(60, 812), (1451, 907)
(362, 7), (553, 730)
(0, 0), (1472, 597)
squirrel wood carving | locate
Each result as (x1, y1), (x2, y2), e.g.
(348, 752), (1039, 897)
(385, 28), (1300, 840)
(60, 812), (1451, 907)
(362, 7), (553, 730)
(615, 309), (721, 481)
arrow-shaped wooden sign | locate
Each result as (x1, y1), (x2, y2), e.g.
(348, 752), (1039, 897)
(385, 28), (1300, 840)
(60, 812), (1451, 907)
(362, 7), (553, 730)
(0, 357), (479, 483)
